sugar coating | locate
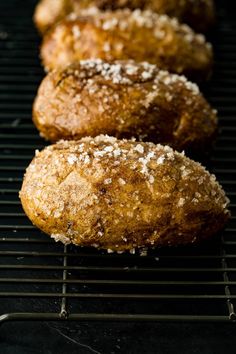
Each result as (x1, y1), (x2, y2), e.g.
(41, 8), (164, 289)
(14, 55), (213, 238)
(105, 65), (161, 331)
(66, 9), (213, 54)
(21, 135), (229, 236)
(41, 7), (213, 79)
(51, 233), (71, 244)
(71, 25), (81, 38)
(59, 59), (200, 95)
(34, 58), (218, 151)
(20, 135), (230, 253)
(89, 9), (210, 48)
(35, 0), (216, 38)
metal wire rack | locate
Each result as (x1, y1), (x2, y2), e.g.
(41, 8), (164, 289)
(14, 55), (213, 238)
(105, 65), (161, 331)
(0, 0), (236, 324)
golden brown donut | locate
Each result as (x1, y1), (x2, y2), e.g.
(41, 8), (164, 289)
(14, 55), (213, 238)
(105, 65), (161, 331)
(20, 136), (230, 253)
(34, 0), (215, 34)
(40, 10), (213, 81)
(33, 60), (217, 154)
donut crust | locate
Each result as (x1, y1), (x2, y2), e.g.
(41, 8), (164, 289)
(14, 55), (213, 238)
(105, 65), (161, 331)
(34, 0), (215, 34)
(20, 136), (230, 252)
(33, 60), (217, 154)
(40, 10), (213, 81)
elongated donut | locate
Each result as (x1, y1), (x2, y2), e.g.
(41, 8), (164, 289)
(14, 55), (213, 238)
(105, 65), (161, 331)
(33, 60), (217, 154)
(20, 136), (230, 253)
(41, 9), (213, 81)
(34, 0), (215, 34)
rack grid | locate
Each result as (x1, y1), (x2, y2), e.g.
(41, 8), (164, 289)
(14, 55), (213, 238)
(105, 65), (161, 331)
(0, 0), (236, 324)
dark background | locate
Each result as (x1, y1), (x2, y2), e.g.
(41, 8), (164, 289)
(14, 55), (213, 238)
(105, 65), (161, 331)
(1, 321), (236, 354)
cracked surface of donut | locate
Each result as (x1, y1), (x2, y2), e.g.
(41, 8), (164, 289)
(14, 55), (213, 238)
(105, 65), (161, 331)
(33, 60), (217, 154)
(20, 136), (230, 252)
(34, 0), (215, 34)
(40, 9), (213, 81)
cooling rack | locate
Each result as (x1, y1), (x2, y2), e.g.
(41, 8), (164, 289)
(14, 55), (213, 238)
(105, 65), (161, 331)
(0, 0), (236, 324)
